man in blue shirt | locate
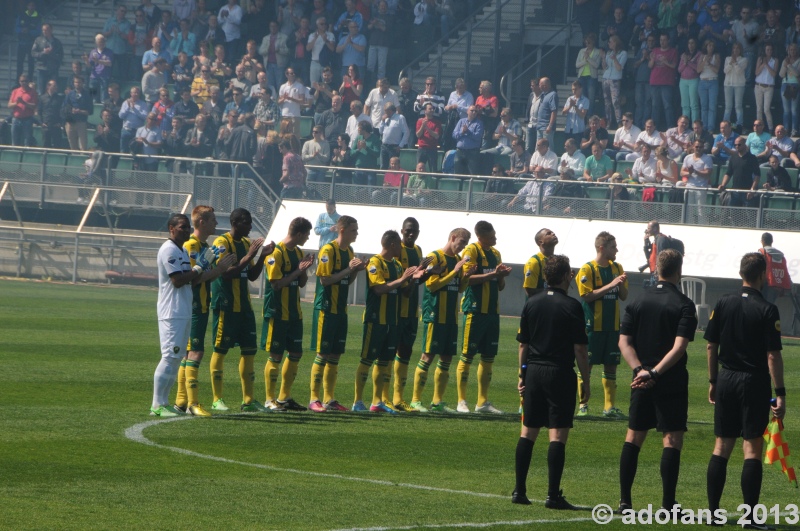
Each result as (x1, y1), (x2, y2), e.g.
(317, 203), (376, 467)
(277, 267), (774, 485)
(119, 86), (149, 153)
(336, 21), (366, 78)
(711, 120), (737, 164)
(534, 77), (558, 150)
(378, 103), (410, 170)
(452, 105), (483, 175)
(314, 199), (341, 249)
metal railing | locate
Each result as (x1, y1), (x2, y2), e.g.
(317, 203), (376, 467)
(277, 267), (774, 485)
(397, 0), (523, 89)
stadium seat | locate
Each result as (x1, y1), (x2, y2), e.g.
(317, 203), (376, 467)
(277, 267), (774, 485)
(711, 165), (724, 187)
(399, 149), (417, 171)
(46, 153), (68, 167)
(759, 167), (770, 188)
(614, 160), (633, 176)
(297, 116), (314, 139)
(585, 186), (610, 199)
(681, 277), (711, 324)
(787, 168), (799, 188)
(469, 179), (486, 193)
(0, 149), (23, 174)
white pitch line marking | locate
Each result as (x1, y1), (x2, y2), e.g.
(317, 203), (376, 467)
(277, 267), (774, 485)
(325, 517), (597, 531)
(124, 417), (513, 500)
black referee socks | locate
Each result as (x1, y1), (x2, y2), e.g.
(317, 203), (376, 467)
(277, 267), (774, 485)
(547, 441), (566, 498)
(660, 447), (681, 508)
(706, 454), (728, 512)
(741, 458), (763, 508)
(514, 437), (534, 494)
(619, 442), (641, 505)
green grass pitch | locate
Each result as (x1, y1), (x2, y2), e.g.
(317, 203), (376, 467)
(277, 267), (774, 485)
(1, 279), (798, 530)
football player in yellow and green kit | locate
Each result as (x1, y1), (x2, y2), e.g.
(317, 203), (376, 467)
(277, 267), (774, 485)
(353, 230), (421, 413)
(174, 205), (237, 416)
(209, 208), (274, 412)
(523, 228), (559, 297)
(261, 217), (315, 411)
(456, 221), (512, 414)
(308, 215), (366, 412)
(410, 227), (476, 413)
(575, 231), (628, 418)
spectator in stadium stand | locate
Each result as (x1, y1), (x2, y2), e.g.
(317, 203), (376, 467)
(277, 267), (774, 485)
(754, 44), (777, 133)
(184, 112), (214, 160)
(307, 16), (335, 85)
(310, 67), (335, 124)
(631, 14), (657, 52)
(528, 136), (559, 179)
(507, 138), (531, 177)
(104, 84), (124, 131)
(331, 132), (354, 183)
(192, 40), (212, 74)
(608, 112), (641, 161)
(580, 115), (608, 158)
(602, 8), (631, 52)
(142, 37), (171, 74)
(366, 1), (391, 83)
(210, 43), (233, 87)
(758, 9), (785, 59)
(119, 86), (149, 153)
(629, 0), (658, 30)
(686, 118), (714, 157)
(201, 84), (224, 127)
(133, 113), (163, 172)
(404, 161), (434, 206)
(398, 77), (419, 144)
(225, 87), (248, 117)
(253, 88), (280, 129)
(191, 65), (218, 104)
(62, 76), (93, 151)
(764, 154), (798, 192)
(218, 0), (243, 63)
(290, 17), (311, 85)
(38, 80), (64, 148)
(711, 120), (736, 164)
(142, 58), (169, 105)
(575, 33), (600, 116)
(378, 102), (409, 169)
(279, 138), (307, 198)
(302, 125), (331, 182)
(224, 112), (258, 176)
(319, 94), (347, 150)
(681, 138), (714, 223)
(139, 0), (163, 28)
(260, 21), (289, 93)
(278, 0), (303, 37)
(657, 0), (682, 35)
(173, 52), (194, 94)
(86, 34), (113, 104)
(415, 101), (441, 172)
(507, 139), (556, 213)
(216, 110), (238, 159)
(452, 105), (483, 176)
(721, 43), (747, 133)
(763, 125), (794, 167)
(169, 19), (197, 61)
(567, 79), (594, 149)
(94, 108), (121, 153)
(665, 115), (691, 162)
(600, 36), (626, 129)
(310, 0), (334, 30)
(345, 100), (370, 148)
(242, 0), (269, 45)
(8, 73), (37, 147)
(414, 76), (446, 119)
(334, 0), (363, 41)
(584, 142), (614, 182)
(249, 71), (275, 104)
(746, 119), (772, 164)
(199, 14), (225, 51)
(102, 5), (131, 82)
(365, 77), (399, 127)
(172, 86), (200, 132)
(533, 77), (558, 150)
(339, 64), (364, 108)
(628, 144), (659, 198)
(627, 118), (665, 161)
(352, 120), (381, 185)
(525, 77), (541, 153)
(162, 116), (187, 167)
(482, 107), (521, 156)
(698, 40), (721, 135)
(151, 87), (174, 130)
(31, 23), (63, 95)
(445, 77), (473, 121)
(655, 145), (680, 185)
(172, 0), (195, 24)
(729, 7), (756, 84)
(336, 21), (367, 79)
(374, 155), (408, 203)
(698, 3), (730, 52)
(682, 9), (701, 45)
(225, 64), (253, 102)
(633, 34), (656, 129)
(278, 67), (306, 131)
(677, 38), (701, 123)
(475, 80), (499, 150)
(649, 34), (678, 132)
(559, 137), (586, 180)
(780, 44), (800, 137)
(15, 1), (40, 79)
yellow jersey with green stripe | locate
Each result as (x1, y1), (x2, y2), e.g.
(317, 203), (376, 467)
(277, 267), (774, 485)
(364, 254), (403, 325)
(399, 243), (423, 319)
(263, 242), (304, 321)
(314, 240), (355, 314)
(184, 235), (211, 314)
(523, 252), (547, 291)
(422, 250), (462, 325)
(211, 233), (256, 313)
(576, 260), (627, 332)
(460, 243), (501, 314)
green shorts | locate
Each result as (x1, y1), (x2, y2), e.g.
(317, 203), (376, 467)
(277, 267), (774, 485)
(187, 311), (210, 352)
(397, 316), (419, 349)
(361, 322), (398, 363)
(461, 313), (500, 358)
(421, 321), (459, 357)
(310, 310), (348, 355)
(212, 309), (258, 355)
(587, 331), (621, 366)
(260, 317), (304, 355)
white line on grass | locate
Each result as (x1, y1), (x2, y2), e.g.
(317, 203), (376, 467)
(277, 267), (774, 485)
(325, 517), (598, 531)
(125, 417), (512, 500)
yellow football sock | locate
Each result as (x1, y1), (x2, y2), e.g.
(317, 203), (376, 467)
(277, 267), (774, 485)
(278, 355), (301, 402)
(264, 356), (281, 402)
(372, 361), (390, 406)
(411, 359), (431, 403)
(175, 359), (188, 408)
(210, 352), (225, 403)
(310, 355), (326, 402)
(393, 356), (410, 405)
(322, 358), (339, 404)
(185, 360), (200, 406)
(456, 356), (472, 403)
(239, 354), (255, 405)
(354, 359), (372, 403)
(602, 373), (617, 411)
(577, 372), (588, 405)
(432, 360), (451, 405)
(373, 364), (391, 404)
(477, 358), (493, 407)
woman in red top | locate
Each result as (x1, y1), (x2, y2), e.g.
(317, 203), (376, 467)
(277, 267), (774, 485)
(475, 80), (498, 149)
(649, 33), (678, 131)
(339, 64), (363, 107)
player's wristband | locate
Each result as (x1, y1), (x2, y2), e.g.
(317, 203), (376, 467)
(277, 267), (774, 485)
(648, 368), (659, 381)
(633, 366), (644, 375)
(519, 364), (527, 379)
(192, 265), (203, 275)
(775, 387), (786, 397)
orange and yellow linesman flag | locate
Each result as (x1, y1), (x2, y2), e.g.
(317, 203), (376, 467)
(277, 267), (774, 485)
(763, 418), (799, 488)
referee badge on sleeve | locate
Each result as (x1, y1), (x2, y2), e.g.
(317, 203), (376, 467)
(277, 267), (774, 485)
(776, 320), (781, 332)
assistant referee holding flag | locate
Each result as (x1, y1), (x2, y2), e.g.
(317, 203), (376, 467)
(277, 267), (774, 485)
(705, 252), (786, 522)
(513, 255), (590, 510)
(617, 249), (698, 512)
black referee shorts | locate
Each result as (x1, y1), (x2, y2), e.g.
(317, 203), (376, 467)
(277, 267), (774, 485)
(523, 364), (577, 429)
(714, 368), (772, 440)
(628, 367), (689, 433)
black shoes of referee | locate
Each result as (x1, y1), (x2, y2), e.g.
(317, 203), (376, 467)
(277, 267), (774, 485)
(544, 490), (578, 510)
(511, 489), (531, 505)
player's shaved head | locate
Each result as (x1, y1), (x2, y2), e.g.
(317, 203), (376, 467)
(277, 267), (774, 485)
(534, 228), (548, 246)
(740, 252), (767, 283)
(657, 249), (682, 279)
(381, 230), (401, 248)
(543, 255), (571, 287)
(403, 217), (419, 229)
(167, 213), (189, 229)
(230, 208), (251, 224)
(191, 205), (215, 226)
(289, 217), (312, 236)
(474, 220), (494, 238)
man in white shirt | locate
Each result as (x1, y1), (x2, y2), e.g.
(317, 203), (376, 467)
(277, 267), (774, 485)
(278, 67), (307, 130)
(627, 119), (666, 161)
(307, 17), (335, 84)
(302, 125), (331, 182)
(559, 138), (586, 179)
(378, 102), (409, 169)
(630, 143), (658, 184)
(609, 112), (641, 161)
(681, 139), (714, 224)
(507, 138), (557, 213)
(345, 99), (370, 148)
(445, 77), (474, 120)
(218, 0), (243, 61)
(364, 77), (399, 127)
(665, 115), (691, 161)
(765, 125), (793, 167)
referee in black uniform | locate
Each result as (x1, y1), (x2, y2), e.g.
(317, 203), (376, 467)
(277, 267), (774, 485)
(513, 255), (590, 509)
(617, 249), (698, 512)
(705, 252), (786, 524)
